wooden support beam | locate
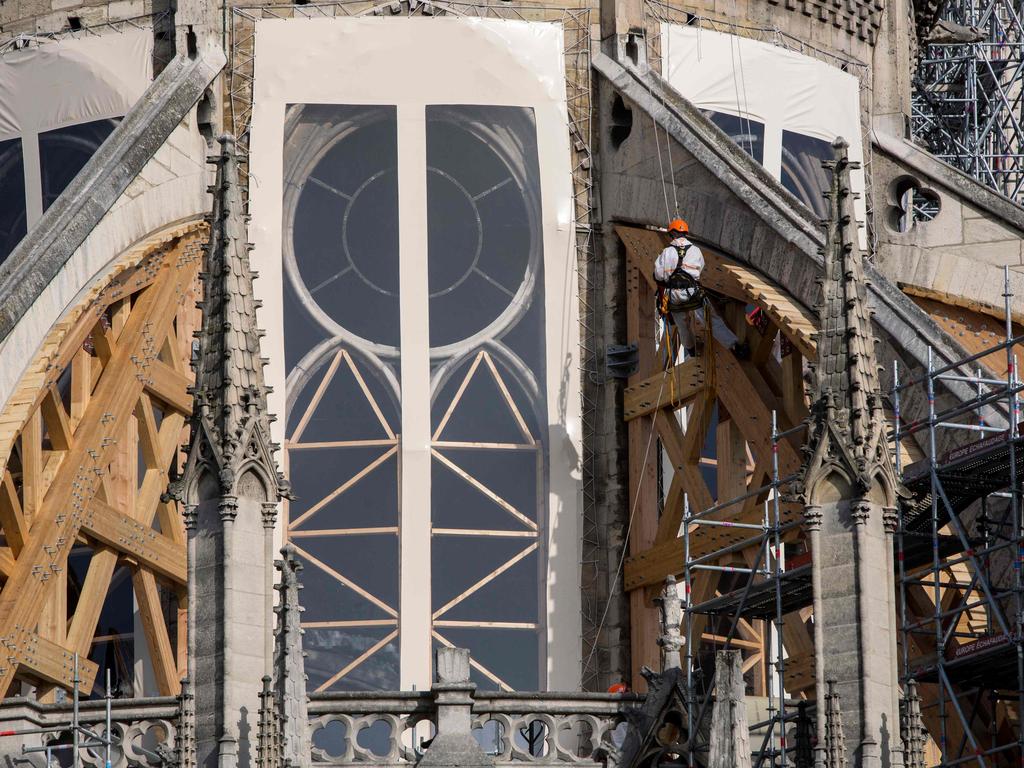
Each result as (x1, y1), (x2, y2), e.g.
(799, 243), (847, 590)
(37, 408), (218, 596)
(66, 549), (118, 657)
(131, 568), (180, 695)
(135, 393), (161, 469)
(83, 499), (186, 584)
(134, 412), (186, 524)
(70, 350), (92, 431)
(716, 415), (747, 508)
(626, 253), (661, 689)
(145, 360), (192, 417)
(781, 351), (807, 426)
(0, 256), (196, 698)
(654, 395), (714, 544)
(751, 323), (780, 366)
(623, 359), (706, 421)
(0, 471), (27, 556)
(714, 340), (800, 472)
(1, 627), (99, 692)
(21, 412), (42, 523)
(655, 406), (714, 525)
(40, 386), (73, 452)
(625, 537), (685, 591)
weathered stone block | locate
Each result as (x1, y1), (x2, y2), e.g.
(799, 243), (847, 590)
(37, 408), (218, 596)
(964, 216), (1021, 244)
(107, 0), (143, 18)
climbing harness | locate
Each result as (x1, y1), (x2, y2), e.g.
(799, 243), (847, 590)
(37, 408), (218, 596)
(656, 245), (707, 314)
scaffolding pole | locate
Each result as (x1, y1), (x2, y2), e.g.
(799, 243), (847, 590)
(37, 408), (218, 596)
(680, 410), (801, 767)
(893, 266), (1024, 767)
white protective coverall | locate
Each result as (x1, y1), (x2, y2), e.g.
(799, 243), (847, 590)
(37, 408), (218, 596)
(654, 236), (737, 350)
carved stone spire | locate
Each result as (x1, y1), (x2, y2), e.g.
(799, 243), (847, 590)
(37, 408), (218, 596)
(184, 133), (288, 505)
(901, 680), (926, 768)
(798, 139), (904, 768)
(824, 680), (848, 768)
(180, 134), (289, 768)
(274, 544), (311, 767)
(799, 137), (899, 508)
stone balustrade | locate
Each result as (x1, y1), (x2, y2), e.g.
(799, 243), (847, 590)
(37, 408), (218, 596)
(307, 690), (639, 767)
(0, 693), (179, 767)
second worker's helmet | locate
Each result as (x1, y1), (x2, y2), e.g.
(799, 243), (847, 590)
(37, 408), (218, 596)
(668, 218), (688, 234)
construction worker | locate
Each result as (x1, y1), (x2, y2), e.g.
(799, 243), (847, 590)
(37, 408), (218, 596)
(654, 218), (746, 359)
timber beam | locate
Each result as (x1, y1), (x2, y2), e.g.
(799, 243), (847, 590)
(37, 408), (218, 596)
(82, 500), (186, 584)
(0, 250), (199, 698)
(623, 359), (706, 421)
(1, 629), (99, 692)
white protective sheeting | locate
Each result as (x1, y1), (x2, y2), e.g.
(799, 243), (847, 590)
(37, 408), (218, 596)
(0, 28), (152, 228)
(249, 17), (580, 692)
(0, 29), (151, 140)
(661, 24), (866, 228)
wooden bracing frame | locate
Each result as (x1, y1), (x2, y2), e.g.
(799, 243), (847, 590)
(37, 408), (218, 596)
(0, 222), (205, 699)
(620, 226), (1015, 758)
(616, 225), (819, 695)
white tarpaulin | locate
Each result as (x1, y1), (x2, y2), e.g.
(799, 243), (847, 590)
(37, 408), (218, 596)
(249, 17), (580, 693)
(0, 28), (152, 231)
(661, 24), (866, 228)
(0, 28), (151, 140)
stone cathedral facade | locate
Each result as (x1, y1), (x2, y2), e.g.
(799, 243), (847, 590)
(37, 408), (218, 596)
(0, 0), (1022, 764)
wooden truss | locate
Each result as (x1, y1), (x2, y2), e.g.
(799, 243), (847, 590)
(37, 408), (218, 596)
(620, 226), (1016, 756)
(616, 225), (818, 695)
(0, 222), (205, 699)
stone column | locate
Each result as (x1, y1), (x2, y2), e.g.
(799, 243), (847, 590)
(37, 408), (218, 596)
(804, 504), (827, 768)
(707, 650), (750, 768)
(656, 575), (682, 671)
(217, 496), (240, 766)
(262, 502), (277, 678)
(183, 503), (198, 679)
(418, 648), (495, 768)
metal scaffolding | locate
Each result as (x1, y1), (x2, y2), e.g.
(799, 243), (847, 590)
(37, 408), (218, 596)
(913, 0), (1024, 200)
(680, 412), (810, 767)
(893, 266), (1024, 766)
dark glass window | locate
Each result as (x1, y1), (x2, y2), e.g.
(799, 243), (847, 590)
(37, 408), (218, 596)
(287, 105), (401, 350)
(39, 118), (119, 211)
(282, 103), (550, 692)
(0, 138), (26, 265)
(283, 104), (401, 692)
(704, 110), (765, 164)
(781, 130), (832, 219)
(427, 105), (547, 692)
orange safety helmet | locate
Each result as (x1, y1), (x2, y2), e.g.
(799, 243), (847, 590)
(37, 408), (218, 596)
(668, 218), (689, 235)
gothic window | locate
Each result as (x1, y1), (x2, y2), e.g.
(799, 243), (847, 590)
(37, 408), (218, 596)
(283, 103), (548, 692)
(284, 105), (402, 692)
(426, 105), (545, 691)
(703, 110), (765, 164)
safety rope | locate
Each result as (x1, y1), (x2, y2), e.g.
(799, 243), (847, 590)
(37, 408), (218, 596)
(652, 112), (673, 222)
(728, 26), (755, 157)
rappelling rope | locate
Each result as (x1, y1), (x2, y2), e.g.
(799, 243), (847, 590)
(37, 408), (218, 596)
(652, 112), (673, 223)
(728, 26), (755, 157)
